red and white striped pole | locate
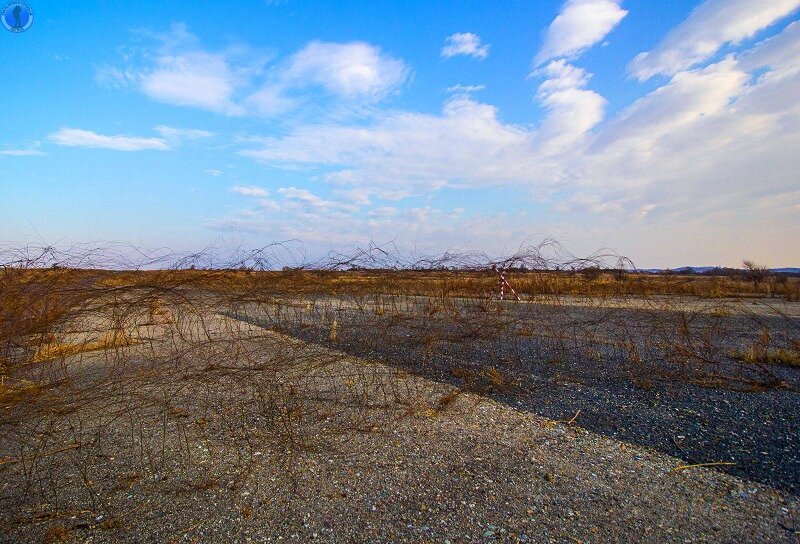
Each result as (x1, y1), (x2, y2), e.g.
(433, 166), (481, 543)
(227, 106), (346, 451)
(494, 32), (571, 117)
(499, 269), (505, 300)
(493, 265), (521, 301)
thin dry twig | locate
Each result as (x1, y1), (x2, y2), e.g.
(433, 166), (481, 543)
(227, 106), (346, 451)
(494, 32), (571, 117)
(672, 461), (737, 473)
(545, 409), (582, 429)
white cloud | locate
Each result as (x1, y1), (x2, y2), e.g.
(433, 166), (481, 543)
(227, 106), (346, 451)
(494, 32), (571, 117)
(446, 84), (486, 93)
(335, 188), (372, 206)
(590, 58), (749, 162)
(231, 20), (800, 266)
(204, 169), (222, 176)
(245, 85), (297, 116)
(154, 126), (213, 140)
(207, 203), (529, 256)
(101, 26), (409, 118)
(534, 59), (592, 91)
(46, 125), (212, 152)
(240, 36), (798, 213)
(738, 20), (800, 74)
(535, 60), (607, 154)
(280, 41), (410, 99)
(278, 187), (358, 212)
(257, 198), (282, 212)
(231, 185), (269, 197)
(754, 190), (800, 212)
(240, 97), (544, 193)
(238, 62), (601, 194)
(572, 26), (800, 232)
(48, 128), (170, 151)
(534, 0), (627, 66)
(629, 0), (800, 80)
(96, 25), (261, 116)
(441, 33), (490, 59)
(368, 206), (398, 217)
(141, 51), (246, 115)
(245, 41), (409, 116)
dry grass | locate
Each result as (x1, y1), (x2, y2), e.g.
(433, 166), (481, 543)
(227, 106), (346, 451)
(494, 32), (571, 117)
(0, 378), (44, 411)
(32, 330), (137, 363)
(731, 347), (800, 368)
(237, 269), (800, 300)
(0, 243), (797, 540)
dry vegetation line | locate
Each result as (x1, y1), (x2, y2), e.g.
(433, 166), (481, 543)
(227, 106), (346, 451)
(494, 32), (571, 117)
(1, 250), (799, 541)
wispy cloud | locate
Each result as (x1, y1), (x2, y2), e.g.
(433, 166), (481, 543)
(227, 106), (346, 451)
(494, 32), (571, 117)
(368, 206), (399, 217)
(96, 23), (264, 116)
(204, 168), (223, 176)
(239, 97), (542, 193)
(280, 41), (410, 98)
(100, 25), (409, 118)
(48, 128), (170, 151)
(629, 0), (800, 80)
(248, 41), (409, 116)
(441, 33), (490, 59)
(207, 198), (529, 257)
(534, 0), (627, 66)
(95, 67), (139, 89)
(231, 185), (269, 197)
(48, 125), (213, 151)
(278, 187), (358, 212)
(154, 125), (214, 140)
(140, 51), (248, 115)
(446, 84), (486, 93)
(245, 85), (298, 116)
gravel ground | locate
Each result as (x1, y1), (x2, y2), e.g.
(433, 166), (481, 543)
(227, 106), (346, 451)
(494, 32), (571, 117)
(244, 295), (800, 496)
(2, 311), (799, 543)
(5, 394), (798, 543)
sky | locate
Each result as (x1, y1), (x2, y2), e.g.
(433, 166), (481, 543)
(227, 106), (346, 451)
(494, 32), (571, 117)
(2, 0), (799, 268)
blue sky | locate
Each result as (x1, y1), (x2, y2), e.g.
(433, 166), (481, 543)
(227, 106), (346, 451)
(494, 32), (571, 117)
(2, 0), (799, 267)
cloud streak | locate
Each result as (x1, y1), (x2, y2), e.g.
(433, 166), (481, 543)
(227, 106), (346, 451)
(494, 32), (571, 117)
(231, 185), (269, 197)
(446, 84), (486, 94)
(48, 128), (171, 151)
(154, 126), (214, 140)
(47, 125), (212, 151)
(629, 0), (800, 80)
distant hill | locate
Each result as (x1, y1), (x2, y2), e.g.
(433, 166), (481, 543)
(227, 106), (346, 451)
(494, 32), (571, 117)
(633, 266), (800, 275)
(671, 266), (718, 274)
